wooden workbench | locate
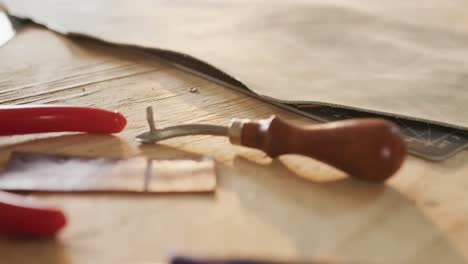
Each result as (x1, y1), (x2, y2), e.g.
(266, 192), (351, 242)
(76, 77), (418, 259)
(1, 25), (467, 264)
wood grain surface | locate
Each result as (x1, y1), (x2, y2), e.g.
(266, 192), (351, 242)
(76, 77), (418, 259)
(0, 25), (468, 264)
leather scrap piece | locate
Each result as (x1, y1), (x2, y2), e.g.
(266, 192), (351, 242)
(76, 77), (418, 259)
(0, 152), (217, 193)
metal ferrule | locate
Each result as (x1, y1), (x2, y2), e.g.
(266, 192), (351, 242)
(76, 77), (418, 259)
(228, 118), (249, 145)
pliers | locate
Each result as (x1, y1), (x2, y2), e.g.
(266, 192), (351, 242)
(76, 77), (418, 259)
(0, 105), (126, 136)
(0, 105), (127, 237)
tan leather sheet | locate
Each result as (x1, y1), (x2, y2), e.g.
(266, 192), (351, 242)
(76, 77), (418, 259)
(0, 152), (217, 193)
(3, 0), (468, 129)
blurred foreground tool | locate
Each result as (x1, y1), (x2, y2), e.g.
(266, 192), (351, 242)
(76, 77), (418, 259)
(137, 106), (406, 182)
(171, 256), (337, 264)
(0, 105), (125, 237)
(0, 105), (127, 135)
(0, 191), (66, 237)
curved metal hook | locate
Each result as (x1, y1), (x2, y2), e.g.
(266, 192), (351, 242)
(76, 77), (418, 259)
(136, 106), (228, 143)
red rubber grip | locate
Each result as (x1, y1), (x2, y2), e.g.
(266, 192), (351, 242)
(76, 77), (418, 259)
(0, 191), (67, 237)
(0, 105), (127, 136)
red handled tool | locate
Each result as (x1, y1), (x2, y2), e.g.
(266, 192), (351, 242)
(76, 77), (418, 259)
(0, 105), (127, 135)
(0, 191), (66, 237)
(0, 105), (127, 237)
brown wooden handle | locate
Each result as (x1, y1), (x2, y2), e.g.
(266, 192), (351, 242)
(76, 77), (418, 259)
(235, 116), (406, 182)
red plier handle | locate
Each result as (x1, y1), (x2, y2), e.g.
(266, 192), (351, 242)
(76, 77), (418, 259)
(0, 191), (66, 237)
(0, 105), (127, 136)
(0, 105), (126, 237)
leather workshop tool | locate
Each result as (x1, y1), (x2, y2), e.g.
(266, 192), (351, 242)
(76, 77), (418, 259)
(146, 255), (334, 264)
(137, 107), (406, 182)
(0, 191), (66, 237)
(0, 105), (127, 135)
(0, 105), (126, 237)
(172, 256), (322, 264)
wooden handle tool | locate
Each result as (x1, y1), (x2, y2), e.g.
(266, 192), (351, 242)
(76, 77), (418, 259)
(137, 107), (406, 181)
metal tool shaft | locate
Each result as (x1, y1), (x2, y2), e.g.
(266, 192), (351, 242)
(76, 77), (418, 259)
(136, 106), (229, 143)
(139, 124), (228, 143)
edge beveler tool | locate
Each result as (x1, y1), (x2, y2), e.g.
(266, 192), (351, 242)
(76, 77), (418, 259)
(137, 106), (406, 182)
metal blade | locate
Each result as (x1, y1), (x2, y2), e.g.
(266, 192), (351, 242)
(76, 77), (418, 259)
(136, 106), (228, 143)
(136, 124), (229, 143)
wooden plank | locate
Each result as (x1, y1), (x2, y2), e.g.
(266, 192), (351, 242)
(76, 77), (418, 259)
(0, 25), (467, 264)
